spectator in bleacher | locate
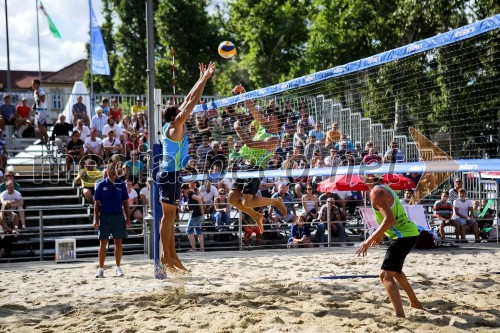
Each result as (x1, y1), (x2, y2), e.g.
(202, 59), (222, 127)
(84, 128), (103, 165)
(451, 188), (480, 243)
(302, 185), (319, 222)
(293, 161), (309, 199)
(131, 97), (147, 116)
(0, 202), (20, 257)
(304, 135), (320, 160)
(308, 123), (326, 141)
(241, 211), (262, 246)
(0, 171), (20, 192)
(317, 197), (346, 246)
(297, 112), (314, 134)
(0, 180), (26, 229)
(14, 98), (33, 138)
(199, 180), (218, 220)
(99, 97), (111, 116)
(181, 183), (205, 252)
(73, 119), (91, 142)
(51, 114), (73, 153)
(213, 188), (231, 232)
(74, 159), (102, 205)
(282, 116), (295, 136)
(205, 141), (227, 172)
(0, 94), (16, 131)
(123, 132), (143, 160)
(332, 189), (355, 216)
(362, 148), (382, 165)
(125, 179), (143, 231)
(183, 159), (199, 177)
(102, 117), (124, 142)
(124, 150), (144, 183)
(384, 141), (404, 163)
(117, 164), (139, 190)
(133, 113), (147, 135)
(362, 141), (375, 157)
(324, 148), (341, 167)
(0, 130), (7, 170)
(109, 98), (122, 123)
(270, 184), (296, 237)
(65, 131), (84, 179)
(195, 112), (211, 138)
(335, 135), (355, 152)
(196, 135), (212, 172)
(71, 96), (90, 127)
(400, 189), (415, 206)
(93, 162), (130, 278)
(274, 138), (292, 166)
(119, 115), (133, 142)
(325, 123), (341, 146)
(139, 182), (150, 208)
(90, 108), (108, 137)
(433, 191), (459, 241)
(288, 214), (313, 248)
(102, 130), (123, 161)
(448, 177), (462, 202)
(293, 124), (307, 149)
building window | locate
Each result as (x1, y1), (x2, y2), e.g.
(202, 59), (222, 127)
(53, 93), (62, 110)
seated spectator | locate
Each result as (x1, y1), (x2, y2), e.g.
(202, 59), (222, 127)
(400, 189), (414, 206)
(102, 130), (123, 160)
(361, 141), (375, 158)
(196, 135), (212, 172)
(325, 123), (341, 146)
(282, 117), (295, 136)
(293, 124), (308, 149)
(73, 119), (91, 142)
(0, 94), (16, 131)
(139, 182), (150, 207)
(131, 97), (147, 116)
(14, 98), (33, 137)
(309, 123), (325, 141)
(124, 150), (144, 183)
(334, 135), (354, 152)
(51, 114), (73, 153)
(0, 180), (25, 229)
(304, 135), (320, 160)
(124, 133), (140, 159)
(199, 180), (218, 219)
(102, 117), (124, 142)
(74, 159), (103, 204)
(0, 130), (7, 169)
(206, 141), (227, 172)
(213, 188), (231, 232)
(71, 95), (90, 126)
(65, 131), (84, 178)
(324, 148), (341, 167)
(270, 184), (296, 237)
(109, 98), (122, 123)
(119, 115), (134, 142)
(297, 113), (313, 134)
(0, 171), (20, 192)
(317, 198), (346, 246)
(85, 128), (103, 165)
(332, 189), (357, 215)
(384, 141), (404, 163)
(0, 202), (20, 257)
(126, 180), (143, 231)
(90, 108), (108, 137)
(241, 211), (262, 246)
(182, 159), (199, 177)
(362, 148), (382, 165)
(259, 176), (276, 198)
(288, 214), (313, 248)
(293, 162), (309, 199)
(117, 164), (138, 189)
(301, 185), (319, 222)
(452, 189), (480, 242)
(133, 113), (148, 135)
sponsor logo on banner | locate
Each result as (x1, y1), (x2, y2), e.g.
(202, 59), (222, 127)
(367, 56), (381, 64)
(280, 83), (290, 89)
(333, 66), (346, 74)
(258, 89), (266, 95)
(406, 43), (422, 53)
(305, 75), (315, 82)
(454, 27), (475, 38)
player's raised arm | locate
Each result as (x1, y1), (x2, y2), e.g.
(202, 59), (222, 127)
(232, 85), (267, 127)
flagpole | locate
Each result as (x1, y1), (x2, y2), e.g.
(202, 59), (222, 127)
(89, 0), (94, 116)
(4, 0), (12, 90)
(36, 0), (41, 78)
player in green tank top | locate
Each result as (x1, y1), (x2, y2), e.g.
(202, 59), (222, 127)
(228, 85), (287, 232)
(356, 174), (423, 318)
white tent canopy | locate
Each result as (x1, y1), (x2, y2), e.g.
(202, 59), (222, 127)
(62, 81), (92, 122)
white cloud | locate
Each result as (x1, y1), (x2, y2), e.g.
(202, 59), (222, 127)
(0, 0), (105, 71)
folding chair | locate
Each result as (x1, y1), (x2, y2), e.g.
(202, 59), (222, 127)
(359, 207), (379, 239)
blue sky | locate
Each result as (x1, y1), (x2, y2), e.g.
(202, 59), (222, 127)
(0, 0), (105, 72)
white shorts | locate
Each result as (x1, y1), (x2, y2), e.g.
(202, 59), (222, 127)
(37, 108), (48, 125)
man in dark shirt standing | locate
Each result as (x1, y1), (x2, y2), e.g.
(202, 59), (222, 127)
(181, 183), (205, 252)
(94, 162), (130, 278)
(51, 114), (73, 153)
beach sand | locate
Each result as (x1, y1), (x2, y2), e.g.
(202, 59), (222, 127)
(0, 245), (499, 332)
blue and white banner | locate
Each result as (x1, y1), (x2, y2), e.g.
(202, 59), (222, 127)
(194, 14), (500, 112)
(90, 0), (110, 76)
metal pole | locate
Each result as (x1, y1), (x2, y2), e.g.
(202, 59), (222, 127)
(39, 210), (44, 261)
(89, 0), (94, 116)
(146, 0), (156, 142)
(35, 0), (41, 78)
(4, 0), (12, 90)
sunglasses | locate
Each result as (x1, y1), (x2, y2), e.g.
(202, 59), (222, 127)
(219, 192), (226, 195)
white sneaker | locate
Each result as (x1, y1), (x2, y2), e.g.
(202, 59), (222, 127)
(115, 266), (124, 277)
(95, 268), (104, 278)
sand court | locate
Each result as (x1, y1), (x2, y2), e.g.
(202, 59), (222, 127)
(0, 245), (499, 332)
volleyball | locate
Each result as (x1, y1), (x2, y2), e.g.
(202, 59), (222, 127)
(218, 41), (236, 59)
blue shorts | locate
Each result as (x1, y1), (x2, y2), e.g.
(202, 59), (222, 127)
(186, 215), (204, 235)
(98, 212), (128, 240)
(156, 170), (181, 205)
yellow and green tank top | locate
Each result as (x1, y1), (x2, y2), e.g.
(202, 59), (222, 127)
(373, 185), (419, 240)
(238, 126), (278, 167)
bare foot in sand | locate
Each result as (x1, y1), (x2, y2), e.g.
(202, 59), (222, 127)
(274, 197), (287, 216)
(410, 301), (424, 310)
(161, 255), (188, 272)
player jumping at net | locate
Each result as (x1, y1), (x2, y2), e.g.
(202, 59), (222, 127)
(356, 174), (423, 318)
(228, 85), (287, 232)
(157, 62), (215, 271)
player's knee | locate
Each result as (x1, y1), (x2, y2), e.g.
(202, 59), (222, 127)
(379, 270), (395, 282)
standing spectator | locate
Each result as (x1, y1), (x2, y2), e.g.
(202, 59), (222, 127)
(14, 98), (33, 137)
(73, 119), (91, 142)
(65, 131), (84, 179)
(50, 114), (73, 153)
(448, 177), (463, 202)
(85, 128), (103, 165)
(451, 189), (480, 243)
(32, 79), (49, 144)
(325, 123), (341, 146)
(384, 141), (404, 163)
(71, 96), (90, 126)
(317, 198), (346, 246)
(0, 180), (26, 229)
(90, 108), (108, 137)
(197, 135), (212, 172)
(181, 183), (205, 252)
(74, 159), (102, 204)
(433, 191), (459, 241)
(199, 180), (218, 220)
(0, 94), (16, 131)
(102, 130), (123, 160)
(308, 123), (326, 141)
(131, 97), (147, 116)
(288, 214), (313, 248)
(93, 162), (130, 278)
(213, 189), (231, 232)
(109, 98), (122, 122)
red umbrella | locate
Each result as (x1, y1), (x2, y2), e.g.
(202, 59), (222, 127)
(318, 174), (416, 192)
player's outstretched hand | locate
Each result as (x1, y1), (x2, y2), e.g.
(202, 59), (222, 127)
(202, 62), (216, 81)
(232, 84), (246, 95)
(234, 119), (241, 131)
